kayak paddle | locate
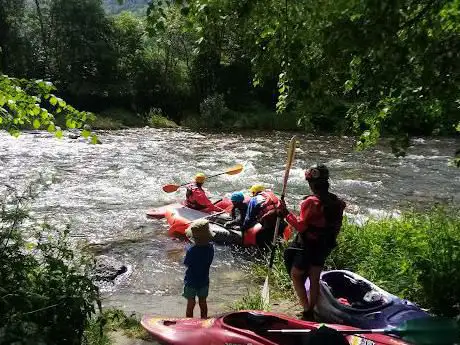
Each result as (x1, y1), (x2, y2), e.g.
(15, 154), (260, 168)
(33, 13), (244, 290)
(162, 164), (244, 193)
(261, 136), (297, 310)
(266, 317), (460, 345)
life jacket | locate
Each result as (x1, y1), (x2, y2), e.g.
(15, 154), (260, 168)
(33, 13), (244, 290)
(298, 193), (345, 248)
(185, 183), (207, 210)
(256, 190), (280, 223)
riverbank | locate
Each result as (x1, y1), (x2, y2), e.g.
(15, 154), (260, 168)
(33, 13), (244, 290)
(85, 206), (460, 345)
(243, 206), (460, 317)
(90, 108), (179, 130)
(88, 105), (303, 132)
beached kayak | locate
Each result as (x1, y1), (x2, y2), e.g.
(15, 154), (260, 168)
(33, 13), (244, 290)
(305, 270), (430, 329)
(147, 199), (293, 246)
(141, 310), (410, 345)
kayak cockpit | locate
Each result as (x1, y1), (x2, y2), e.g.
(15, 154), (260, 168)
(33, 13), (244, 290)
(222, 311), (311, 345)
(320, 271), (393, 311)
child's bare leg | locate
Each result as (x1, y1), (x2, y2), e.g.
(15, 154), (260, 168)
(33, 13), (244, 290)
(186, 298), (196, 318)
(198, 297), (208, 319)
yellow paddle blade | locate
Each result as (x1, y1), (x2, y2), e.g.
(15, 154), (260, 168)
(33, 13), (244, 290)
(285, 136), (297, 173)
(162, 184), (180, 193)
(225, 164), (244, 175)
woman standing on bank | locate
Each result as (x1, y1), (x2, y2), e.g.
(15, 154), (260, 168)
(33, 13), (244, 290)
(279, 164), (346, 320)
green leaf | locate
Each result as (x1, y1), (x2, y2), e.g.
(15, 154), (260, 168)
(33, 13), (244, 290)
(81, 129), (91, 138)
(66, 118), (76, 129)
(55, 130), (63, 139)
(50, 96), (58, 106)
(33, 119), (41, 129)
(47, 123), (56, 133)
(90, 134), (99, 145)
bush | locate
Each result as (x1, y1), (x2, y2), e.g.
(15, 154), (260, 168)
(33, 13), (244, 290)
(0, 183), (102, 345)
(97, 108), (145, 128)
(199, 94), (229, 128)
(146, 108), (179, 128)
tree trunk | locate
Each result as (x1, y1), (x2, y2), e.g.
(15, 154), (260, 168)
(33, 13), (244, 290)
(34, 0), (48, 76)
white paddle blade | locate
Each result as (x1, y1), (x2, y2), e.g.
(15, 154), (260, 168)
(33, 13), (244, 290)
(261, 276), (270, 310)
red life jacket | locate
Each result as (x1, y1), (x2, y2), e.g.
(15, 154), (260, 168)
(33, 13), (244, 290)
(257, 190), (281, 223)
(185, 184), (207, 210)
(299, 193), (345, 248)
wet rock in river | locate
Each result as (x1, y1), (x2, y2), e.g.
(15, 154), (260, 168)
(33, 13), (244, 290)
(94, 255), (129, 282)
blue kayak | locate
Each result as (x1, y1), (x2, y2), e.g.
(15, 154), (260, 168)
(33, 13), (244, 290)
(305, 270), (430, 329)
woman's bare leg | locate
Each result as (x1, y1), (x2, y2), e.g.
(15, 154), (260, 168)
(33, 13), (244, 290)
(290, 266), (308, 310)
(307, 265), (322, 311)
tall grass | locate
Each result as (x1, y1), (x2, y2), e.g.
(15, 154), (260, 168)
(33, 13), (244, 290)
(83, 309), (150, 345)
(330, 206), (460, 316)
(244, 206), (460, 317)
(230, 290), (266, 311)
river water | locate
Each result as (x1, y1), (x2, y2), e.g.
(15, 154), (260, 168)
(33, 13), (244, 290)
(1, 129), (459, 316)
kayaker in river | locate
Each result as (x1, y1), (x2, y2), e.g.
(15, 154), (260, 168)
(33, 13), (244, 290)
(279, 164), (346, 321)
(183, 219), (215, 319)
(241, 184), (282, 246)
(223, 191), (248, 230)
(185, 173), (223, 213)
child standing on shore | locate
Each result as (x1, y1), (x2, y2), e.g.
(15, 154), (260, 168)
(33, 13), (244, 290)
(183, 219), (214, 319)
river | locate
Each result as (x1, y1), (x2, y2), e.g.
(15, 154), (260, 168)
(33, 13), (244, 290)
(1, 128), (459, 317)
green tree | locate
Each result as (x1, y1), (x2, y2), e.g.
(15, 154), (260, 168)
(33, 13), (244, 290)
(0, 75), (96, 141)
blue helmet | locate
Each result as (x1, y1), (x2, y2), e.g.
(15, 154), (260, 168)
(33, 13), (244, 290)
(230, 191), (245, 203)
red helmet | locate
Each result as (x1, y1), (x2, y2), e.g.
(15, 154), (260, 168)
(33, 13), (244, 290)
(305, 164), (329, 181)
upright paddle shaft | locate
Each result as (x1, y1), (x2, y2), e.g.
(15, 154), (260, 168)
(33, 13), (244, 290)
(261, 136), (297, 309)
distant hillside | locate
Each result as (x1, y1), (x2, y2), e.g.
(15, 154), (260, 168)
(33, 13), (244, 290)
(103, 0), (150, 15)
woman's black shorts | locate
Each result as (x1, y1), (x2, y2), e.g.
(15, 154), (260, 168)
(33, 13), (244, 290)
(284, 243), (332, 273)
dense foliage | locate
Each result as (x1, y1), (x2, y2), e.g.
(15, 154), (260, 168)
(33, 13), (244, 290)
(1, 0), (458, 143)
(148, 0), (460, 146)
(0, 183), (102, 344)
(103, 0), (150, 15)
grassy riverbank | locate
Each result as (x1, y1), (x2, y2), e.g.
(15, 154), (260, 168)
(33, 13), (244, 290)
(84, 309), (150, 345)
(236, 206), (460, 317)
(90, 108), (179, 130)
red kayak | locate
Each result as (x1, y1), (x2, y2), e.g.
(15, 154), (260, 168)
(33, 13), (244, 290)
(147, 198), (293, 246)
(141, 310), (410, 345)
